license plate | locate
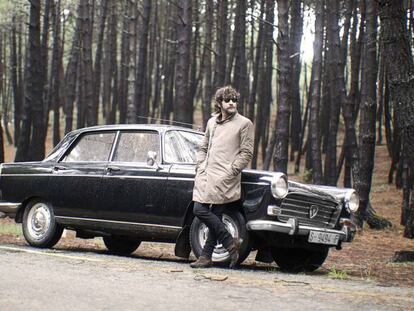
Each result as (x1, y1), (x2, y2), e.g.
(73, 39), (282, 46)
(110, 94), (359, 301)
(308, 231), (339, 245)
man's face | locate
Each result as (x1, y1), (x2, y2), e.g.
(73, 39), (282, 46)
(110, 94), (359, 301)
(220, 97), (238, 115)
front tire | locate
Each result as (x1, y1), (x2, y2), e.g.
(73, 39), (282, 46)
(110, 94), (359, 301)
(103, 236), (141, 255)
(22, 200), (63, 248)
(190, 209), (250, 265)
(271, 247), (329, 273)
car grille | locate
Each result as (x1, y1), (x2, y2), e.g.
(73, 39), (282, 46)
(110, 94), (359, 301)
(278, 192), (341, 229)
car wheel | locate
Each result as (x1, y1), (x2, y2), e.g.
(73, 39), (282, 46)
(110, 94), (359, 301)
(22, 200), (63, 248)
(190, 209), (250, 265)
(271, 247), (329, 273)
(103, 236), (141, 255)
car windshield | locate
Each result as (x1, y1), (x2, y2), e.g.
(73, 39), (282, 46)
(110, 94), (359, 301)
(44, 131), (78, 161)
(164, 130), (203, 164)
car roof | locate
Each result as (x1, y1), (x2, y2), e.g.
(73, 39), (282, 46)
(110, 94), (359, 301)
(70, 124), (204, 135)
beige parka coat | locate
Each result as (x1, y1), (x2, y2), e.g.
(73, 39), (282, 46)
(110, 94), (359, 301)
(192, 112), (254, 204)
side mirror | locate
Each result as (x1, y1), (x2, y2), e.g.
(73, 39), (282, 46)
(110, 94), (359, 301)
(147, 151), (158, 167)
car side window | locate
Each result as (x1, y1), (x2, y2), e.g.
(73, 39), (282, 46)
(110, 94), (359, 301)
(164, 130), (203, 164)
(62, 132), (116, 162)
(112, 131), (160, 163)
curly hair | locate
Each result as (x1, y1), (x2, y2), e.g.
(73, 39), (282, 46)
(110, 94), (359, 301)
(213, 85), (240, 113)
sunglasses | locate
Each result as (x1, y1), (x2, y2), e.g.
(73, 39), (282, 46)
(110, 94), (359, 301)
(223, 97), (238, 103)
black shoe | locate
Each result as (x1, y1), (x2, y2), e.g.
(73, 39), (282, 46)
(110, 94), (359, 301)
(190, 256), (213, 268)
(228, 238), (243, 269)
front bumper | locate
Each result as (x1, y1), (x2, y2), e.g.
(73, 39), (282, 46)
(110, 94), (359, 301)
(0, 202), (20, 218)
(246, 219), (356, 243)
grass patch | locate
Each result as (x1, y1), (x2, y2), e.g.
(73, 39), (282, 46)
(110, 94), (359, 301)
(328, 267), (349, 280)
(266, 266), (278, 273)
(0, 222), (22, 236)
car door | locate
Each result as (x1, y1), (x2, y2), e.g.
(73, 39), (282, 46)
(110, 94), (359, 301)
(48, 131), (117, 220)
(97, 130), (171, 227)
(163, 130), (203, 227)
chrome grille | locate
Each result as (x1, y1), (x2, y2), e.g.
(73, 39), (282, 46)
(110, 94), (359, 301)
(279, 193), (341, 228)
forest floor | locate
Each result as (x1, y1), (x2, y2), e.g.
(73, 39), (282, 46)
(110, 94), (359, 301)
(0, 130), (413, 287)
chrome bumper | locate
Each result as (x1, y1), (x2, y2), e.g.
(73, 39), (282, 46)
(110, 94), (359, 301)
(246, 219), (355, 243)
(0, 202), (20, 218)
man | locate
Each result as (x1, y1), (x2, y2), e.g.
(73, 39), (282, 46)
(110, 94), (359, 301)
(191, 86), (254, 269)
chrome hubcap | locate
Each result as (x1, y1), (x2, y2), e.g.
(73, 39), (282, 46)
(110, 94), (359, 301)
(27, 203), (51, 240)
(198, 214), (239, 262)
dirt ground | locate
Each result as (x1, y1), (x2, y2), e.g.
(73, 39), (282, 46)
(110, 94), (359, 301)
(1, 130), (413, 287)
(322, 144), (414, 287)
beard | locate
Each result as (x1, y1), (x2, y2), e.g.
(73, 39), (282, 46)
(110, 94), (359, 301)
(221, 106), (237, 115)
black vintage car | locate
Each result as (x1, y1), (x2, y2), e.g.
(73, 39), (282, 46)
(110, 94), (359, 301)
(0, 124), (358, 272)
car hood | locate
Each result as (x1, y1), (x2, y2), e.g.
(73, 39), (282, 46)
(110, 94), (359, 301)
(242, 169), (344, 203)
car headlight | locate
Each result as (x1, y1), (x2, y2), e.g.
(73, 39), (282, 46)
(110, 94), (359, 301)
(270, 173), (288, 199)
(344, 190), (359, 213)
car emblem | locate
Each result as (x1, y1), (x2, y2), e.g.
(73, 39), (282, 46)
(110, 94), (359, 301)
(309, 205), (319, 219)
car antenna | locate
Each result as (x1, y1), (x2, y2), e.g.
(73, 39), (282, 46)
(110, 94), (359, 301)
(136, 115), (203, 131)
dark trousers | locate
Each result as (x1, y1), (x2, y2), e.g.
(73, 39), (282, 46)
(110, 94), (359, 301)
(193, 201), (234, 259)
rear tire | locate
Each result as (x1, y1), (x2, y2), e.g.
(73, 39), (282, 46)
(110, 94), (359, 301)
(22, 200), (63, 248)
(271, 247), (329, 273)
(103, 236), (141, 255)
(190, 209), (250, 266)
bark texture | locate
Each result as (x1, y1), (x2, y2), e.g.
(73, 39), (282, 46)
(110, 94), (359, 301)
(271, 0), (290, 173)
(379, 0), (414, 238)
(15, 0), (44, 161)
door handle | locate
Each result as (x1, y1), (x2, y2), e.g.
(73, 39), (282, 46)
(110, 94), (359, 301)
(107, 166), (121, 172)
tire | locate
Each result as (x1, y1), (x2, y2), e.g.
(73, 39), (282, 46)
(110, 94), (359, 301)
(103, 236), (141, 255)
(22, 200), (63, 248)
(271, 247), (329, 273)
(190, 209), (250, 265)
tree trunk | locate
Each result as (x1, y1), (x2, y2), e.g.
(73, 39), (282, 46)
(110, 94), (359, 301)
(253, 0), (274, 169)
(118, 0), (131, 124)
(41, 0), (51, 128)
(77, 51), (86, 129)
(343, 0), (364, 187)
(232, 0), (248, 115)
(270, 0), (290, 173)
(51, 0), (62, 146)
(213, 0), (227, 88)
(11, 15), (22, 146)
(0, 33), (3, 109)
(151, 1), (162, 120)
(189, 0), (199, 106)
(0, 110), (4, 162)
(357, 0), (378, 223)
(324, 0), (342, 186)
(93, 0), (109, 122)
(224, 3), (235, 86)
(379, 0), (414, 238)
(135, 0), (151, 122)
(201, 0), (214, 129)
(294, 64), (310, 174)
(81, 0), (95, 126)
(174, 0), (192, 124)
(308, 0), (324, 184)
(289, 0), (303, 161)
(103, 0), (117, 124)
(384, 75), (393, 158)
(341, 0), (354, 65)
(376, 41), (385, 145)
(0, 32), (5, 157)
(126, 0), (137, 124)
(161, 4), (176, 122)
(16, 0), (44, 161)
(64, 0), (82, 134)
(247, 0), (265, 122)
